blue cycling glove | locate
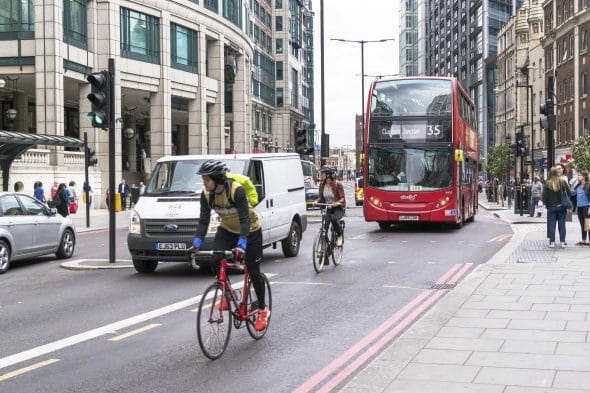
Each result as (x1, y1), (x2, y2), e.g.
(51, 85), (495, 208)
(237, 237), (247, 250)
(192, 237), (202, 249)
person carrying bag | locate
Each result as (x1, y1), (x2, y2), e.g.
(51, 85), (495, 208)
(571, 170), (590, 245)
(542, 166), (568, 248)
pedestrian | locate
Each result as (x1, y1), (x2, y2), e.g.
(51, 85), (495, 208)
(105, 188), (110, 209)
(118, 178), (130, 210)
(139, 181), (146, 197)
(34, 181), (46, 203)
(68, 181), (77, 202)
(571, 170), (590, 246)
(50, 181), (58, 201)
(14, 181), (24, 192)
(530, 177), (543, 217)
(83, 181), (93, 208)
(54, 183), (70, 217)
(542, 166), (568, 248)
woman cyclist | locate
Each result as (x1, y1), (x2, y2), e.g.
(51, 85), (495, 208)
(191, 159), (269, 331)
(316, 165), (346, 255)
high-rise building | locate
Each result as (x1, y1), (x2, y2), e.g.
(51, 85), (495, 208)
(399, 0), (427, 76)
(0, 0), (314, 204)
(425, 0), (517, 171)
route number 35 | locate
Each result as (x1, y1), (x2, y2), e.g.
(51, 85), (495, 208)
(427, 124), (442, 136)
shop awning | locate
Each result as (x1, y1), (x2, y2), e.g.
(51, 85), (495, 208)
(0, 130), (84, 191)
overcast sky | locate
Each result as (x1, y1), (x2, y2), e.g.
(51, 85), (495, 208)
(313, 1), (400, 147)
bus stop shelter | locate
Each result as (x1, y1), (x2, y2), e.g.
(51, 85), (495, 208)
(0, 130), (84, 191)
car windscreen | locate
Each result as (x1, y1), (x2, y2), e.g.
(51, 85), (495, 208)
(146, 159), (248, 196)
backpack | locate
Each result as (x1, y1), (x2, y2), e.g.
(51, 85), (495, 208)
(208, 173), (259, 208)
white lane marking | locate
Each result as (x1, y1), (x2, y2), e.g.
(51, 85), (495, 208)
(270, 281), (332, 286)
(383, 285), (423, 291)
(108, 324), (161, 342)
(0, 359), (60, 381)
(0, 273), (276, 370)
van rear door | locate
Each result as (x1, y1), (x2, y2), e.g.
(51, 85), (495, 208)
(248, 160), (270, 244)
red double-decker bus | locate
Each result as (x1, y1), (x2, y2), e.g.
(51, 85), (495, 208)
(362, 77), (478, 229)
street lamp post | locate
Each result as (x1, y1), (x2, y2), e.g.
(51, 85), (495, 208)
(330, 37), (395, 170)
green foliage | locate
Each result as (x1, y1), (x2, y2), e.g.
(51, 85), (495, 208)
(486, 144), (510, 180)
(572, 136), (590, 172)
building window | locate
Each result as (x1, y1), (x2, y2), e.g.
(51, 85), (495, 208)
(63, 0), (87, 49)
(582, 30), (588, 52)
(290, 67), (298, 108)
(223, 0), (242, 28)
(0, 0), (34, 39)
(583, 73), (589, 96)
(171, 24), (198, 73)
(205, 0), (219, 12)
(276, 61), (283, 80)
(120, 8), (160, 64)
(276, 16), (283, 31)
(276, 38), (283, 53)
(276, 88), (283, 107)
(583, 117), (588, 136)
(276, 0), (282, 8)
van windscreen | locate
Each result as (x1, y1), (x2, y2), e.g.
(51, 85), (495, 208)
(146, 159), (248, 195)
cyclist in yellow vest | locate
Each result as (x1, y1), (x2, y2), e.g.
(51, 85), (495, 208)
(192, 160), (269, 331)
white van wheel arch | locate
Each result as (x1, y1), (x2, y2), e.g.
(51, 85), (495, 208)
(281, 221), (301, 257)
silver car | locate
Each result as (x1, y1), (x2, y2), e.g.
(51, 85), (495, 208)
(0, 192), (76, 273)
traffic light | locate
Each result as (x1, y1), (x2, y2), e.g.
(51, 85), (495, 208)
(86, 71), (110, 129)
(86, 146), (98, 166)
(515, 129), (527, 157)
(295, 128), (308, 154)
(539, 99), (556, 131)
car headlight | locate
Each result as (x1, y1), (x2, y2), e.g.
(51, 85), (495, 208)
(129, 211), (141, 234)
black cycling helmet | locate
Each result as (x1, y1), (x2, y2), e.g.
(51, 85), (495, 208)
(197, 160), (229, 176)
(319, 165), (336, 175)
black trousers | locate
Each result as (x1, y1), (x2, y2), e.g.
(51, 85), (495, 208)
(324, 206), (344, 237)
(213, 227), (265, 309)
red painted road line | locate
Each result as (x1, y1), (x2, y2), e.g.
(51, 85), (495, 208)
(291, 289), (435, 393)
(447, 262), (473, 285)
(435, 263), (463, 284)
(293, 263), (464, 393)
(316, 289), (449, 393)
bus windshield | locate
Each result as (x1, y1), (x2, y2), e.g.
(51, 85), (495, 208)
(367, 146), (453, 191)
(370, 79), (452, 117)
(147, 159), (248, 195)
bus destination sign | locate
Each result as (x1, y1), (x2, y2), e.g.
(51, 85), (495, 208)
(370, 119), (452, 143)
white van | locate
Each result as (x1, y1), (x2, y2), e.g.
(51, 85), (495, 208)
(127, 153), (307, 273)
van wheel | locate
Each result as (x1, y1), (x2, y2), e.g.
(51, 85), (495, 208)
(133, 259), (158, 273)
(281, 221), (301, 257)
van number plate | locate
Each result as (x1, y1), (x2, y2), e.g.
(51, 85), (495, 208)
(399, 215), (419, 221)
(156, 243), (187, 250)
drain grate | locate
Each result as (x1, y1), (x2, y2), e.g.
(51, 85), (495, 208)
(430, 283), (456, 290)
(507, 240), (557, 263)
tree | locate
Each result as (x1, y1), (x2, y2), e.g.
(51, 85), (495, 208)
(486, 144), (510, 180)
(572, 135), (590, 172)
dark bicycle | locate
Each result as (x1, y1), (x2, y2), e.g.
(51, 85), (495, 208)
(312, 203), (345, 273)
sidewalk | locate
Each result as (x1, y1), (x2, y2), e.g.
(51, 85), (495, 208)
(339, 197), (590, 392)
(70, 207), (132, 233)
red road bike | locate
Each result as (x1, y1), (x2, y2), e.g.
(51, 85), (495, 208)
(189, 249), (272, 359)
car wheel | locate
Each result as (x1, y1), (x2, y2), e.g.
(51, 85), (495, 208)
(133, 259), (158, 273)
(281, 221), (301, 257)
(0, 240), (11, 274)
(56, 229), (75, 259)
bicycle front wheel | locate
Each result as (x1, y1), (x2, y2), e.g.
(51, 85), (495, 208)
(312, 231), (327, 273)
(331, 228), (343, 266)
(246, 273), (273, 339)
(196, 282), (232, 360)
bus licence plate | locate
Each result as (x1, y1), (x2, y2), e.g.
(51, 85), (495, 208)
(156, 243), (187, 251)
(399, 215), (419, 221)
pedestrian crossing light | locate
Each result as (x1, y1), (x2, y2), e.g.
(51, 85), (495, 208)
(86, 71), (110, 129)
(295, 128), (308, 155)
(86, 146), (98, 166)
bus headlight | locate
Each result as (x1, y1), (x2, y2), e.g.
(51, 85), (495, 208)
(370, 196), (383, 208)
(435, 196), (451, 208)
(129, 211), (141, 234)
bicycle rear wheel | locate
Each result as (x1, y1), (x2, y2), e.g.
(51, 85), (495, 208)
(246, 273), (273, 339)
(331, 232), (343, 266)
(312, 231), (327, 273)
(196, 282), (232, 359)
